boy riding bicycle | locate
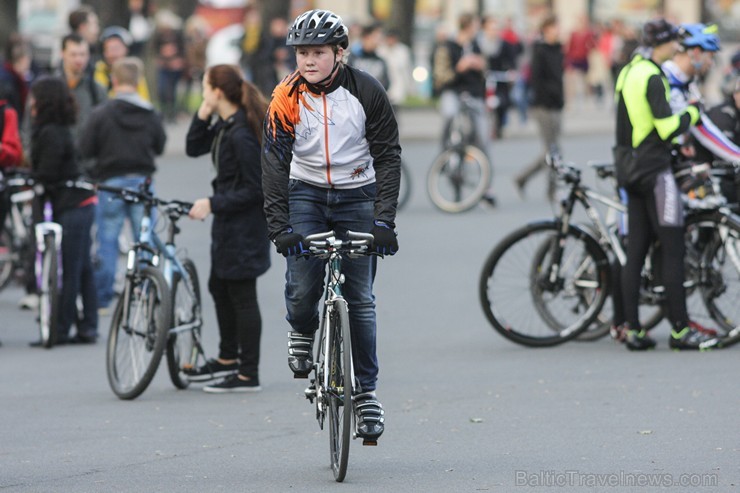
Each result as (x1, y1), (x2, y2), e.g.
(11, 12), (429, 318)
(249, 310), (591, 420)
(261, 9), (401, 441)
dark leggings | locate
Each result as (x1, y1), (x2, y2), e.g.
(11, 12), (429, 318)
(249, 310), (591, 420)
(621, 174), (687, 330)
(208, 274), (262, 379)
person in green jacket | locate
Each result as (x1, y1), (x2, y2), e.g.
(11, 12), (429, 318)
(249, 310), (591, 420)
(613, 19), (720, 351)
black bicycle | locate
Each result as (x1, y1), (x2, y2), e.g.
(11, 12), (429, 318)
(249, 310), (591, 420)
(301, 230), (375, 482)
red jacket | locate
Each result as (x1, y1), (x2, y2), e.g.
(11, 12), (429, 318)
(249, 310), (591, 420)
(0, 101), (22, 167)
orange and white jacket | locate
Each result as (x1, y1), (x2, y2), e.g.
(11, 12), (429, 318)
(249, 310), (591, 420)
(262, 64), (401, 239)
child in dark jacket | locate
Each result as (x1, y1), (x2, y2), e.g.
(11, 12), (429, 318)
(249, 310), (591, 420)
(184, 64), (271, 392)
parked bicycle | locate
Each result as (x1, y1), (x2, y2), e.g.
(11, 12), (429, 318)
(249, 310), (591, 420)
(478, 153), (740, 347)
(427, 92), (492, 213)
(99, 181), (205, 399)
(0, 169), (35, 294)
(300, 230), (376, 482)
(1, 170), (95, 348)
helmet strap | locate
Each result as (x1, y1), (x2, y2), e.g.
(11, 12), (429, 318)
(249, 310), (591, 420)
(313, 59), (340, 87)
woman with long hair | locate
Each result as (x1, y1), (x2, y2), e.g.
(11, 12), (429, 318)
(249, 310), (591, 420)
(184, 64), (271, 392)
(29, 76), (98, 345)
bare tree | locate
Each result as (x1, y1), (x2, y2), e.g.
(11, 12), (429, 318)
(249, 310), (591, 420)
(386, 0), (416, 47)
(256, 0), (292, 31)
(0, 1), (19, 54)
(84, 0), (129, 27)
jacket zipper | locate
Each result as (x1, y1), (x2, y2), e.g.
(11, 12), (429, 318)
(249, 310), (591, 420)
(323, 94), (332, 185)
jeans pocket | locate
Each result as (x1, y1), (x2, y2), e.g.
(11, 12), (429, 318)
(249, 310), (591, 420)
(358, 182), (377, 200)
(288, 179), (301, 192)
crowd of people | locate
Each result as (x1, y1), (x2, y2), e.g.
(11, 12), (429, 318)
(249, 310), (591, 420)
(0, 6), (401, 444)
(1, 4), (740, 446)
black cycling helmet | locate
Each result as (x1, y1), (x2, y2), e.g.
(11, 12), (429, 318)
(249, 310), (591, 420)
(642, 19), (678, 47)
(287, 10), (349, 49)
(100, 26), (133, 47)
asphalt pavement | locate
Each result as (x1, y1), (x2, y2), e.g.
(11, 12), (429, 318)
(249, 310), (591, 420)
(1, 110), (737, 492)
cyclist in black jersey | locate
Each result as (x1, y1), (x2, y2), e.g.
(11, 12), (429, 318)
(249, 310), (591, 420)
(262, 9), (401, 441)
(614, 19), (720, 351)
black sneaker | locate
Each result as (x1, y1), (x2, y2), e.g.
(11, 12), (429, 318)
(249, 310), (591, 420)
(288, 331), (314, 378)
(354, 392), (385, 441)
(624, 329), (657, 351)
(669, 326), (721, 351)
(203, 374), (261, 393)
(184, 358), (239, 382)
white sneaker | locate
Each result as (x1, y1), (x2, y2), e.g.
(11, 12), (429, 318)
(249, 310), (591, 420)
(18, 294), (39, 310)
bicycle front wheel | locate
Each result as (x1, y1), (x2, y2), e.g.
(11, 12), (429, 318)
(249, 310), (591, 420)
(38, 234), (60, 348)
(479, 222), (610, 347)
(328, 299), (353, 482)
(0, 228), (15, 291)
(427, 145), (491, 213)
(397, 160), (412, 211)
(166, 258), (203, 389)
(106, 266), (172, 400)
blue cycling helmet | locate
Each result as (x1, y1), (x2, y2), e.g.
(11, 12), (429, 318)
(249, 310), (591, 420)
(678, 23), (721, 52)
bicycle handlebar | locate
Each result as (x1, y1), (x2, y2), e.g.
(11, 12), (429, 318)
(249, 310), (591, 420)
(303, 230), (377, 259)
(95, 183), (192, 217)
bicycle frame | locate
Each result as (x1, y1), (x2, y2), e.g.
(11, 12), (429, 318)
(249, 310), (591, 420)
(34, 199), (62, 291)
(556, 175), (628, 266)
(303, 231), (374, 417)
(310, 235), (357, 423)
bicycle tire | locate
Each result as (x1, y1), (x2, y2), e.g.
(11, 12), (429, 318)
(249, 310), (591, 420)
(479, 221), (610, 347)
(38, 234), (59, 348)
(0, 228), (14, 291)
(106, 266), (172, 400)
(328, 299), (352, 482)
(397, 160), (412, 211)
(166, 258), (202, 389)
(427, 144), (491, 213)
(695, 213), (740, 346)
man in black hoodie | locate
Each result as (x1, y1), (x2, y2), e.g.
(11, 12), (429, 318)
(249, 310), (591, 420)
(514, 15), (564, 201)
(79, 57), (167, 311)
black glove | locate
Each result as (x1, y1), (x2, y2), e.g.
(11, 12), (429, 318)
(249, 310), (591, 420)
(273, 228), (308, 257)
(371, 220), (398, 256)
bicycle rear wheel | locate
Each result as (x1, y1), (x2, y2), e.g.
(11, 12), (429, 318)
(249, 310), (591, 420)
(166, 258), (203, 389)
(697, 216), (740, 345)
(38, 234), (59, 348)
(479, 222), (610, 347)
(427, 145), (490, 213)
(328, 299), (353, 482)
(106, 266), (171, 400)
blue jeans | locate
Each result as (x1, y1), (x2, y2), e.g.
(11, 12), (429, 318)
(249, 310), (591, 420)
(285, 180), (378, 392)
(58, 204), (97, 339)
(94, 175), (149, 309)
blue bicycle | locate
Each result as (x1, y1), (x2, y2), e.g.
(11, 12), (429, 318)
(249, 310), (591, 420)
(99, 181), (205, 399)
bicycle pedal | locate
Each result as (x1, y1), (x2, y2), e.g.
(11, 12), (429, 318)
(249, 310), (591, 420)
(362, 439), (378, 446)
(293, 373), (310, 379)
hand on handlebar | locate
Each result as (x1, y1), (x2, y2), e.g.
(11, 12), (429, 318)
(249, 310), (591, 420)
(274, 228), (309, 257)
